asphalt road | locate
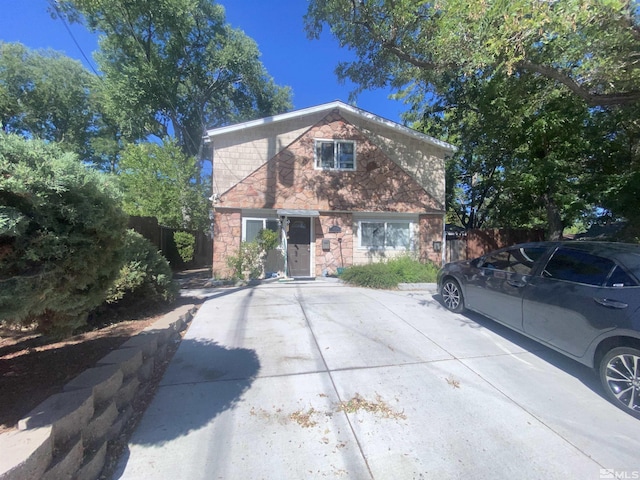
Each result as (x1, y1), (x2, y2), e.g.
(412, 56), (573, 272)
(114, 280), (640, 479)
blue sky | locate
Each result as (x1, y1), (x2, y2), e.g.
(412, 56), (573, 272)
(0, 0), (407, 124)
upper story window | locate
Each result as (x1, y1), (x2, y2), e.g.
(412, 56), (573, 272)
(315, 140), (356, 170)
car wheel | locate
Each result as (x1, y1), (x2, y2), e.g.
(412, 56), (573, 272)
(599, 347), (640, 419)
(441, 278), (465, 313)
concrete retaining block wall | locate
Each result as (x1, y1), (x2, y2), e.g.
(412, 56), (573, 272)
(0, 305), (196, 480)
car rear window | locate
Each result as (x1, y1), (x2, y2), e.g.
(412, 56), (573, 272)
(614, 252), (640, 282)
(606, 265), (639, 287)
(543, 248), (615, 286)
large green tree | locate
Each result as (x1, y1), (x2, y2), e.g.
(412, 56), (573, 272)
(1, 42), (97, 158)
(418, 70), (597, 239)
(0, 42), (123, 171)
(54, 0), (293, 159)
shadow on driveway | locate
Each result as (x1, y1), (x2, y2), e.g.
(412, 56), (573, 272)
(112, 338), (261, 480)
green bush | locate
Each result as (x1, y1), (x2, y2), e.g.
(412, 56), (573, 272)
(256, 228), (279, 252)
(0, 132), (128, 336)
(174, 230), (195, 263)
(105, 230), (178, 305)
(340, 255), (439, 289)
(225, 228), (281, 281)
(226, 241), (263, 280)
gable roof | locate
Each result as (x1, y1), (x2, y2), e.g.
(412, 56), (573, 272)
(205, 100), (456, 152)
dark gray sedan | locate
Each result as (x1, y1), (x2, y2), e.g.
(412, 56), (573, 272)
(437, 241), (640, 419)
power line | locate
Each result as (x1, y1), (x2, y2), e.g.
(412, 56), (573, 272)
(52, 2), (101, 77)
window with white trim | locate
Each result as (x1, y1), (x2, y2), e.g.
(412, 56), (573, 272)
(359, 221), (413, 249)
(242, 218), (279, 242)
(315, 140), (356, 170)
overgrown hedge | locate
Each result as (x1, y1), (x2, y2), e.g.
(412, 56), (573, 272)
(0, 133), (128, 335)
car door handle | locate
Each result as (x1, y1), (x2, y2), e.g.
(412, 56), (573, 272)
(507, 279), (526, 288)
(593, 297), (628, 309)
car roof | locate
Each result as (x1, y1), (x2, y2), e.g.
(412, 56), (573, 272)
(505, 241), (640, 253)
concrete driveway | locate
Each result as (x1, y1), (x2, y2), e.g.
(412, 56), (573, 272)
(114, 280), (640, 479)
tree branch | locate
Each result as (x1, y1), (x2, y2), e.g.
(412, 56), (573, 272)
(355, 5), (640, 109)
(517, 61), (640, 107)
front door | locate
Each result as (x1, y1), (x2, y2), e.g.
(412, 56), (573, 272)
(287, 217), (311, 277)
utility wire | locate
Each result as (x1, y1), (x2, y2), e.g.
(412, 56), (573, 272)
(52, 2), (101, 77)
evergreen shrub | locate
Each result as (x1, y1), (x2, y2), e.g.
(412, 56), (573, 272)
(174, 230), (195, 263)
(0, 133), (127, 335)
(105, 229), (178, 305)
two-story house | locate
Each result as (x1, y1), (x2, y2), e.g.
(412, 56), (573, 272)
(205, 101), (455, 278)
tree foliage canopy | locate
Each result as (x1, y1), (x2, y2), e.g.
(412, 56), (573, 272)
(305, 0), (640, 107)
(1, 43), (91, 155)
(420, 70), (600, 238)
(118, 139), (210, 230)
(55, 0), (293, 157)
(0, 41), (124, 172)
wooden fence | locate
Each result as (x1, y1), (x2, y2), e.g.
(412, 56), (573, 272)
(446, 228), (546, 262)
(127, 216), (212, 269)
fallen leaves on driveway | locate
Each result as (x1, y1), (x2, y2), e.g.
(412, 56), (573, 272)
(290, 408), (319, 428)
(336, 393), (407, 420)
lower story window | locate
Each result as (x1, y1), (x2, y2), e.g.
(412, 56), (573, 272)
(243, 218), (279, 242)
(359, 221), (413, 249)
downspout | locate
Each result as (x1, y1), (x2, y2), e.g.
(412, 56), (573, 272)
(441, 216), (446, 266)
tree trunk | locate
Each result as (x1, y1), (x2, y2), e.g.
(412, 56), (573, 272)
(543, 193), (563, 240)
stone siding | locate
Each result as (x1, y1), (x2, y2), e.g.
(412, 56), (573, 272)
(210, 112), (327, 195)
(347, 112), (447, 209)
(220, 111), (441, 213)
(419, 214), (445, 264)
(315, 214), (353, 276)
(212, 210), (241, 279)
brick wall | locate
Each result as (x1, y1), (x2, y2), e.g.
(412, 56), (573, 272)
(419, 214), (444, 264)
